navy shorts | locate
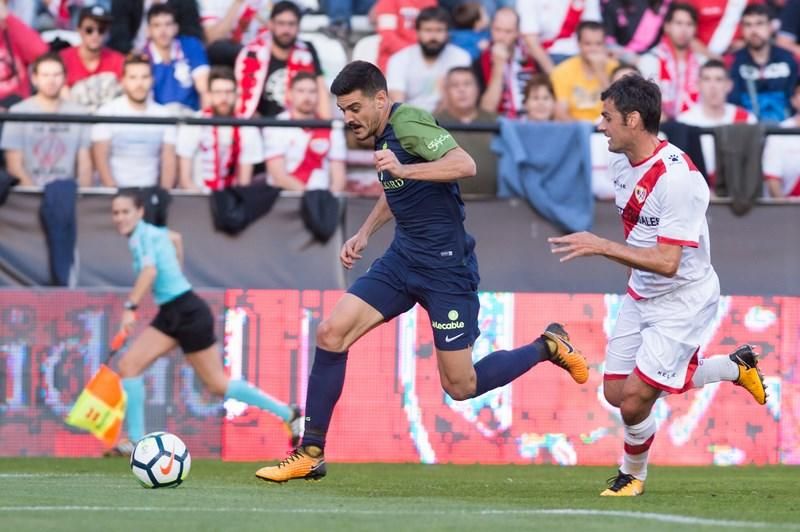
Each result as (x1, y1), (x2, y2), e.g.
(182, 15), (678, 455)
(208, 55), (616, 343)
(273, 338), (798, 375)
(348, 250), (481, 350)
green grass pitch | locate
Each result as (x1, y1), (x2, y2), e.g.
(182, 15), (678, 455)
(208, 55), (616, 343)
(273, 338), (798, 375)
(1, 458), (798, 531)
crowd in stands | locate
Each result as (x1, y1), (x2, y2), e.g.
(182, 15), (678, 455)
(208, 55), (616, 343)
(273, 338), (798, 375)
(0, 0), (799, 202)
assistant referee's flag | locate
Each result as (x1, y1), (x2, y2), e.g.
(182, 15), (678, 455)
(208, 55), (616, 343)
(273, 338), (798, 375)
(65, 331), (128, 447)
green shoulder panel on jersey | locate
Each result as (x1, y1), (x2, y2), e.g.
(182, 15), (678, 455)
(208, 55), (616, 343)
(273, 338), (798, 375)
(389, 104), (460, 162)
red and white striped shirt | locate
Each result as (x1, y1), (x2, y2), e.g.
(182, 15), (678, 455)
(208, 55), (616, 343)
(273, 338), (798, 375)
(611, 141), (715, 299)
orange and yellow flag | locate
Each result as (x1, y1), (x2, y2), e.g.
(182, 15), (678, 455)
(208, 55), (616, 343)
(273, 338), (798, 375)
(65, 364), (127, 448)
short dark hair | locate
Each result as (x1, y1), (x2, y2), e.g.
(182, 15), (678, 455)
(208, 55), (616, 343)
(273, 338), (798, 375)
(699, 59), (730, 77)
(416, 6), (451, 30)
(330, 61), (387, 97)
(290, 71), (317, 88)
(665, 3), (698, 24)
(577, 20), (604, 40)
(611, 62), (641, 80)
(452, 2), (482, 30)
(147, 3), (177, 23)
(113, 189), (144, 209)
(123, 52), (152, 74)
(32, 52), (65, 75)
(270, 0), (302, 20)
(601, 75), (662, 134)
(208, 66), (236, 90)
(523, 73), (555, 101)
(742, 3), (770, 19)
(446, 66), (477, 81)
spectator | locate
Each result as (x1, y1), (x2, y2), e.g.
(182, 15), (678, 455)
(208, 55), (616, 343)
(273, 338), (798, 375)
(729, 3), (798, 122)
(374, 0), (437, 72)
(109, 0), (204, 54)
(677, 59), (756, 182)
(235, 1), (330, 118)
(639, 3), (704, 120)
(145, 4), (209, 114)
(201, 0), (272, 66)
(762, 80), (800, 197)
(517, 0), (602, 74)
(263, 72), (346, 192)
(550, 21), (618, 121)
(610, 62), (641, 83)
(688, 0), (755, 57)
(777, 0), (800, 59)
(433, 66), (497, 195)
(60, 6), (125, 112)
(91, 53), (177, 188)
(322, 0), (376, 43)
(602, 0), (671, 64)
(0, 4), (48, 108)
(450, 1), (490, 61)
(1, 53), (91, 186)
(175, 66), (262, 191)
(387, 7), (471, 113)
(474, 7), (536, 118)
(522, 73), (556, 121)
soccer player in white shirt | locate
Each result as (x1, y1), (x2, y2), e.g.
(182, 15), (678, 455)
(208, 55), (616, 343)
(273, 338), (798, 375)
(762, 82), (800, 198)
(550, 75), (767, 496)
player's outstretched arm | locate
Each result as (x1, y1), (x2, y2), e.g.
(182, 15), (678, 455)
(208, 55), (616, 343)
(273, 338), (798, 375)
(341, 193), (394, 270)
(549, 232), (682, 278)
(374, 147), (476, 183)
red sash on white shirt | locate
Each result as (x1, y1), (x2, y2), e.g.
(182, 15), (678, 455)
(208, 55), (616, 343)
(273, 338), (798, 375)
(654, 38), (699, 118)
(292, 123), (332, 184)
(199, 109), (241, 191)
(541, 0), (585, 49)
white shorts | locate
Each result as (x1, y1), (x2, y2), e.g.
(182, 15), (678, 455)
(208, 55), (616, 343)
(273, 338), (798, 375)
(604, 272), (720, 393)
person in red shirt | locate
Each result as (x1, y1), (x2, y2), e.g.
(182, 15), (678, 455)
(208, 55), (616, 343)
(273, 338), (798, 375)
(0, 4), (48, 108)
(688, 0), (761, 57)
(59, 6), (125, 111)
(373, 0), (436, 72)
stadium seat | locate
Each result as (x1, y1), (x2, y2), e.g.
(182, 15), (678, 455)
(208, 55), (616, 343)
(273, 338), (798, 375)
(301, 15), (373, 34)
(351, 34), (381, 65)
(299, 32), (348, 86)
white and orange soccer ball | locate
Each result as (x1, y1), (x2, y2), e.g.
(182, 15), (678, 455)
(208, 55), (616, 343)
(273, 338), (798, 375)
(129, 432), (191, 488)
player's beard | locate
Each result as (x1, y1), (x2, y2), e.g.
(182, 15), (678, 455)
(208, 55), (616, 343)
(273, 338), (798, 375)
(212, 102), (233, 116)
(420, 40), (446, 59)
(273, 34), (297, 50)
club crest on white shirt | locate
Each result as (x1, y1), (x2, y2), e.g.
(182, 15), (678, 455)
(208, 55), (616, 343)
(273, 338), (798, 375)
(634, 185), (647, 204)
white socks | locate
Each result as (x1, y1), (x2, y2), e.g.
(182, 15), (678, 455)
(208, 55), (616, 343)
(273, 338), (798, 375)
(691, 355), (739, 388)
(621, 412), (657, 481)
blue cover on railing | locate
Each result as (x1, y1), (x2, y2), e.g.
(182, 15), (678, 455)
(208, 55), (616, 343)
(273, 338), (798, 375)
(492, 119), (594, 233)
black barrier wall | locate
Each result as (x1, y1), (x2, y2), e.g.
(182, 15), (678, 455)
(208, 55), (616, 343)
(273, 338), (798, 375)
(0, 191), (798, 294)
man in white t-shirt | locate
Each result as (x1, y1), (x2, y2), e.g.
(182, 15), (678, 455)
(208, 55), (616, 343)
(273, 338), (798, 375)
(263, 72), (346, 191)
(92, 54), (177, 188)
(386, 6), (471, 113)
(176, 66), (263, 191)
(550, 75), (766, 497)
(762, 81), (800, 198)
(517, 0), (601, 74)
(677, 59), (755, 182)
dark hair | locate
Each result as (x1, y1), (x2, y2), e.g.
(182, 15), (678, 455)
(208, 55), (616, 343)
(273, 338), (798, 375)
(331, 61), (387, 97)
(32, 52), (65, 75)
(523, 73), (555, 101)
(270, 0), (302, 20)
(290, 71), (317, 87)
(208, 65), (236, 89)
(742, 3), (770, 19)
(577, 20), (604, 40)
(416, 6), (451, 30)
(446, 66), (477, 81)
(611, 62), (641, 79)
(123, 52), (152, 74)
(452, 2), (482, 29)
(113, 189), (144, 209)
(699, 58), (729, 77)
(601, 75), (662, 134)
(146, 3), (177, 23)
(665, 2), (698, 24)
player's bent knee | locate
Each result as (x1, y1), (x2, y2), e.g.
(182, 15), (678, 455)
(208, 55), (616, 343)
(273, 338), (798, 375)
(316, 320), (348, 352)
(620, 397), (648, 425)
(117, 356), (139, 379)
(603, 387), (623, 407)
(206, 378), (228, 397)
(442, 379), (477, 401)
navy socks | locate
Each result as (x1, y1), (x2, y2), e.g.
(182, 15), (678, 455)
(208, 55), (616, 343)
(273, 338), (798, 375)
(300, 347), (348, 450)
(473, 338), (550, 397)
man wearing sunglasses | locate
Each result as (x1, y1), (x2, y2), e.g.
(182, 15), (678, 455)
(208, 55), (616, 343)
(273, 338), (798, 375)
(60, 5), (125, 112)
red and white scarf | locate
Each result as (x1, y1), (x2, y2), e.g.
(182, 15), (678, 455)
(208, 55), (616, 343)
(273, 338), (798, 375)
(479, 42), (536, 118)
(198, 109), (241, 191)
(293, 123), (333, 185)
(541, 0), (584, 49)
(234, 30), (316, 118)
(653, 38), (700, 119)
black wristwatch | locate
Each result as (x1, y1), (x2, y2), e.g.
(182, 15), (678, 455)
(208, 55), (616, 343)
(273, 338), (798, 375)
(124, 300), (139, 311)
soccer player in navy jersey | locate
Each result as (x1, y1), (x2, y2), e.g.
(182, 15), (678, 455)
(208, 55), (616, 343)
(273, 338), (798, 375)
(255, 61), (589, 482)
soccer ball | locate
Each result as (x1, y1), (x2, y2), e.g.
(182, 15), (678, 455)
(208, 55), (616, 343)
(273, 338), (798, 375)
(129, 431), (191, 488)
